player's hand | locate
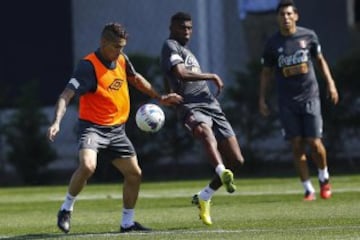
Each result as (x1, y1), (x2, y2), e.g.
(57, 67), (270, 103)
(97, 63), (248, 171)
(159, 93), (183, 106)
(212, 74), (224, 97)
(47, 123), (60, 142)
(259, 100), (270, 117)
(327, 84), (339, 105)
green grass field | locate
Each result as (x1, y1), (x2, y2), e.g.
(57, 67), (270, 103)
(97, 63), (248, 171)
(0, 175), (359, 240)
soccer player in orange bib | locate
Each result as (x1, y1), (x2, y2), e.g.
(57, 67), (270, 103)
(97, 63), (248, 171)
(47, 22), (182, 233)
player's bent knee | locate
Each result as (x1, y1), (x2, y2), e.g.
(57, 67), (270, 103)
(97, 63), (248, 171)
(124, 170), (142, 184)
(78, 164), (96, 178)
(227, 156), (245, 173)
(232, 151), (245, 165)
(127, 166), (142, 178)
(237, 156), (245, 165)
(193, 123), (212, 137)
(135, 168), (142, 178)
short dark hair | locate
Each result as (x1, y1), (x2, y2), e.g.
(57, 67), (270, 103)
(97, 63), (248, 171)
(276, 0), (297, 13)
(101, 22), (128, 41)
(170, 12), (192, 24)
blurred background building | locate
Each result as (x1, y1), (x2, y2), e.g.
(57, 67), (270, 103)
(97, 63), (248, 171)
(0, 0), (359, 184)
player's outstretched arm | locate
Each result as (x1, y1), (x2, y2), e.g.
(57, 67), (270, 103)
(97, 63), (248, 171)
(172, 63), (224, 97)
(128, 73), (183, 106)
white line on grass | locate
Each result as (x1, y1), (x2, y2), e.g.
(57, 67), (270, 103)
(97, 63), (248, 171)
(67, 187), (360, 201)
(2, 225), (357, 239)
(1, 187), (359, 203)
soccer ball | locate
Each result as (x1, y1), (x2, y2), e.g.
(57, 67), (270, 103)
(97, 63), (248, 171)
(135, 103), (165, 133)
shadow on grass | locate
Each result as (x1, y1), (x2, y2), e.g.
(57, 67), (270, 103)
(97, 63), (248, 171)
(2, 231), (122, 240)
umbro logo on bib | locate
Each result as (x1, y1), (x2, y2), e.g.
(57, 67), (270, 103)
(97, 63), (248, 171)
(109, 79), (124, 90)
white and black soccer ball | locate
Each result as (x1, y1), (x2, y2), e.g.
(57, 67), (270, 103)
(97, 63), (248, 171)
(135, 103), (165, 133)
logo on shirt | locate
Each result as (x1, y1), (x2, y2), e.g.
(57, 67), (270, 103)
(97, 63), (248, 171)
(278, 49), (310, 77)
(185, 55), (201, 73)
(109, 79), (124, 90)
(278, 49), (309, 68)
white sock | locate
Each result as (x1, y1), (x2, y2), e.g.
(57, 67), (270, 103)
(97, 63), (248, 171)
(121, 208), (134, 228)
(318, 167), (329, 182)
(61, 193), (76, 211)
(199, 185), (215, 201)
(302, 179), (315, 193)
(215, 164), (226, 177)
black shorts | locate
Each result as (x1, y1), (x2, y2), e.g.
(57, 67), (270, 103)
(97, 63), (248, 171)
(184, 106), (235, 140)
(77, 120), (136, 159)
(279, 98), (323, 140)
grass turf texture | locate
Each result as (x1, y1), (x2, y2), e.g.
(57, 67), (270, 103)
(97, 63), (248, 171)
(0, 175), (359, 239)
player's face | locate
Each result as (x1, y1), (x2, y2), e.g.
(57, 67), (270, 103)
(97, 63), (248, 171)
(101, 37), (126, 61)
(277, 6), (298, 35)
(170, 20), (192, 45)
